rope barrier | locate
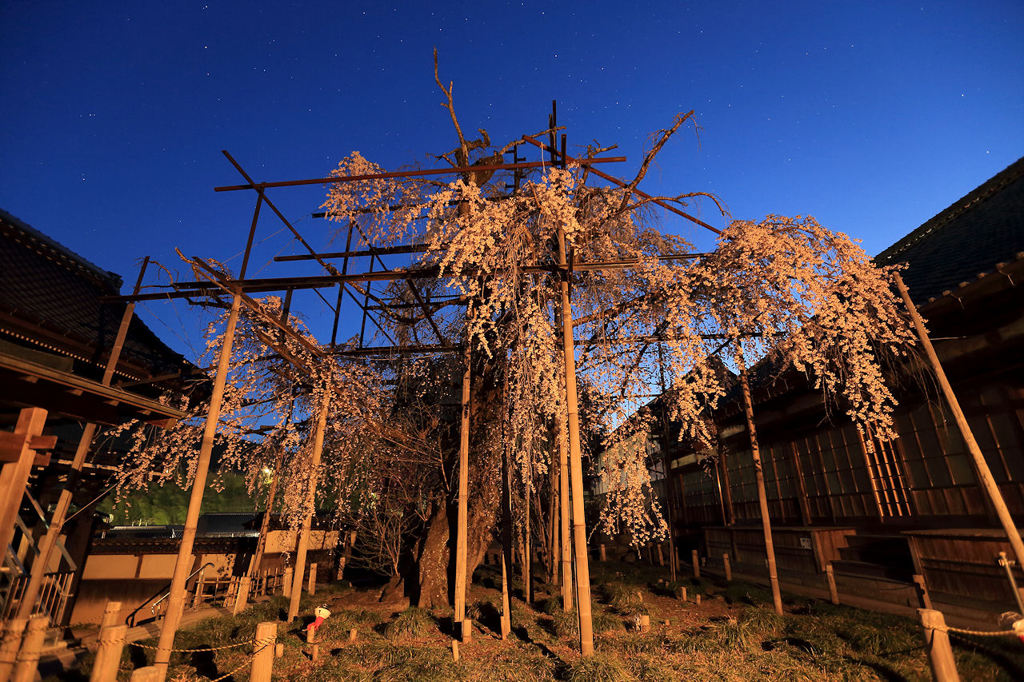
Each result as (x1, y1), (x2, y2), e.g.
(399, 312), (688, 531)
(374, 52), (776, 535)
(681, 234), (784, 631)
(127, 635), (276, 653)
(209, 638), (274, 682)
(939, 625), (1019, 638)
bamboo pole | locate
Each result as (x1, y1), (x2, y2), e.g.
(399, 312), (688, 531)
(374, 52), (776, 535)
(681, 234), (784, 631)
(522, 463), (532, 605)
(499, 394), (513, 640)
(153, 293), (242, 677)
(737, 362), (784, 616)
(453, 342), (472, 641)
(549, 459), (558, 586)
(287, 393), (331, 623)
(17, 260), (149, 620)
(895, 273), (1024, 573)
(656, 343), (679, 582)
(557, 399), (573, 611)
(11, 616), (46, 682)
(556, 223), (594, 657)
(0, 618), (27, 682)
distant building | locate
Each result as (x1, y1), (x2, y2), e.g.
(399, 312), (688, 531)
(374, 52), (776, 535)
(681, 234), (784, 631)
(647, 157), (1024, 621)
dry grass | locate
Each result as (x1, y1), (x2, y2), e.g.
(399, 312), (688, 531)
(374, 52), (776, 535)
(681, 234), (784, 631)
(59, 567), (1024, 682)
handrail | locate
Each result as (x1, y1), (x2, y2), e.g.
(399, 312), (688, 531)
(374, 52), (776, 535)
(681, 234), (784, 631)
(148, 562), (214, 617)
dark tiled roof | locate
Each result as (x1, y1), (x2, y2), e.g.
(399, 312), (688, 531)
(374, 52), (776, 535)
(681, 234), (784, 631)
(875, 156), (1024, 305)
(0, 208), (191, 383)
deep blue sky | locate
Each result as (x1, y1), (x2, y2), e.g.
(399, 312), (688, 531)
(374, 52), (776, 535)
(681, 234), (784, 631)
(2, 1), (1022, 358)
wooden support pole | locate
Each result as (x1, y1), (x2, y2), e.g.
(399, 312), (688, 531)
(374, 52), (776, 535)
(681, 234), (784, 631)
(287, 393), (330, 623)
(18, 260), (148, 621)
(896, 273), (1024, 573)
(153, 293), (242, 677)
(282, 567), (293, 598)
(305, 624), (318, 662)
(307, 563), (317, 596)
(0, 408), (49, 562)
(11, 616), (46, 682)
(337, 530), (356, 581)
(451, 639), (459, 663)
(232, 575), (251, 616)
(737, 364), (784, 616)
(556, 222), (594, 657)
(548, 460), (557, 585)
(918, 609), (960, 682)
(250, 622), (277, 682)
(453, 342), (472, 640)
(656, 343), (679, 583)
(691, 550), (700, 579)
(723, 553), (732, 582)
(522, 468), (532, 605)
(0, 618), (27, 682)
(825, 564), (840, 605)
(557, 410), (573, 612)
(89, 623), (128, 682)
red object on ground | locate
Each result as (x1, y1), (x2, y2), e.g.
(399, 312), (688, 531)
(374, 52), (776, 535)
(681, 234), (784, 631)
(308, 616), (325, 631)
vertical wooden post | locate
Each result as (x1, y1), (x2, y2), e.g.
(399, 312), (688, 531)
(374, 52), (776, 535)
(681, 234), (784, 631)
(0, 408), (49, 560)
(919, 609), (960, 682)
(18, 260), (149, 620)
(89, 623), (127, 682)
(232, 575), (251, 615)
(723, 553), (732, 582)
(896, 273), (1024, 572)
(153, 293), (242, 677)
(499, 392), (513, 640)
(599, 544), (607, 562)
(337, 530), (356, 581)
(737, 363), (784, 616)
(0, 618), (28, 682)
(282, 567), (293, 598)
(825, 564), (840, 605)
(307, 563), (317, 596)
(11, 616), (46, 682)
(549, 461), (558, 585)
(656, 343), (679, 582)
(556, 222), (594, 657)
(250, 622), (277, 682)
(556, 410), (572, 612)
(305, 625), (318, 662)
(691, 550), (700, 579)
(522, 468), (532, 605)
(287, 393), (331, 623)
(789, 443), (813, 526)
(453, 342), (472, 641)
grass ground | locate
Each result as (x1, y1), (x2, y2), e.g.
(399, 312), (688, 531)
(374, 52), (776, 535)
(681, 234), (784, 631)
(65, 560), (1024, 681)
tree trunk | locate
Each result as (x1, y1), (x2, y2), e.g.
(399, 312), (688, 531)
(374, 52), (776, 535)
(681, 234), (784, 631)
(414, 499), (497, 609)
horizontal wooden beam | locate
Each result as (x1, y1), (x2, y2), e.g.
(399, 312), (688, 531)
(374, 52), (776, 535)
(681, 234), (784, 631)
(214, 156), (626, 192)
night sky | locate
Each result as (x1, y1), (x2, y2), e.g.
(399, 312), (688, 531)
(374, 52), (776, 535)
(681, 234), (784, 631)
(2, 1), (1022, 357)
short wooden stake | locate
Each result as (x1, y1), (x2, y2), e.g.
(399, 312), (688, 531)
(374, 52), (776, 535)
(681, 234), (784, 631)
(825, 564), (839, 605)
(128, 666), (161, 682)
(233, 575), (251, 615)
(461, 619), (473, 643)
(307, 562), (317, 596)
(918, 609), (960, 682)
(692, 550), (700, 579)
(274, 642), (284, 658)
(250, 622), (277, 682)
(89, 623), (128, 682)
(678, 586), (687, 602)
(598, 543), (606, 561)
(451, 639), (459, 663)
(695, 594), (701, 606)
(913, 574), (933, 610)
(639, 614), (650, 632)
(0, 618), (27, 682)
(306, 625), (319, 662)
(723, 553), (732, 582)
(12, 616), (47, 682)
(348, 628), (357, 642)
(282, 567), (293, 598)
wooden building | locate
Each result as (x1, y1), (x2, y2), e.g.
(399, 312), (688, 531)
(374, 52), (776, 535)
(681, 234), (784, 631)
(0, 208), (193, 629)
(661, 157), (1024, 621)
